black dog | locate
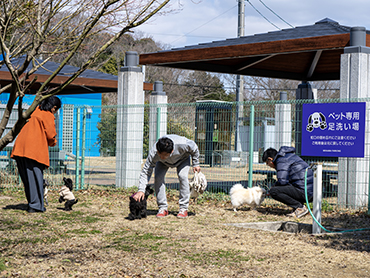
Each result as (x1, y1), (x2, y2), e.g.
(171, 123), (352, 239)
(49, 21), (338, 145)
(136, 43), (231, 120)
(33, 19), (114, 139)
(128, 185), (154, 220)
(59, 177), (78, 211)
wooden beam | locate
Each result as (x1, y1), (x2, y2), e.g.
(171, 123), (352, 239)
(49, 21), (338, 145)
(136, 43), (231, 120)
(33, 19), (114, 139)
(143, 82), (153, 91)
(236, 55), (276, 71)
(140, 33), (350, 65)
(1, 71), (153, 92)
(0, 71), (117, 88)
(306, 50), (322, 79)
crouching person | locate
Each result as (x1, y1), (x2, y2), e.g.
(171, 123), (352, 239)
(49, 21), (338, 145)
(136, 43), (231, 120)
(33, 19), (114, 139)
(262, 146), (313, 218)
(133, 135), (201, 219)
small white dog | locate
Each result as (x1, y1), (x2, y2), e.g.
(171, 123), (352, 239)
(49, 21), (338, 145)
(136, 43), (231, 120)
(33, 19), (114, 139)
(229, 184), (266, 212)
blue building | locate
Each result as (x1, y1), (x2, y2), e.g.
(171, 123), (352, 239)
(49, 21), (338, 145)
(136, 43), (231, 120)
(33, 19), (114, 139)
(0, 57), (118, 158)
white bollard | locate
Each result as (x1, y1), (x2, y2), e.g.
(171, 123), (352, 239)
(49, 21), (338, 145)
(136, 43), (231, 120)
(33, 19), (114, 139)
(312, 163), (323, 234)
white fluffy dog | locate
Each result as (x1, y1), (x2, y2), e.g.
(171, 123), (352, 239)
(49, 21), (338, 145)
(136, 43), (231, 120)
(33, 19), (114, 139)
(229, 184), (266, 212)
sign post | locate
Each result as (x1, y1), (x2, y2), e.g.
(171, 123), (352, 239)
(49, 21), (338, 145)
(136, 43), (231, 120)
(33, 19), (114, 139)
(302, 102), (367, 225)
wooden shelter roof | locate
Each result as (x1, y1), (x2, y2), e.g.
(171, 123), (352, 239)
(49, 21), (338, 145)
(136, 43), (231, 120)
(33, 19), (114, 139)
(0, 57), (153, 95)
(139, 18), (370, 81)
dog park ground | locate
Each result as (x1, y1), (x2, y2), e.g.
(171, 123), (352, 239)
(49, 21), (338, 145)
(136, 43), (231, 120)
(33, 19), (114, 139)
(1, 185), (370, 278)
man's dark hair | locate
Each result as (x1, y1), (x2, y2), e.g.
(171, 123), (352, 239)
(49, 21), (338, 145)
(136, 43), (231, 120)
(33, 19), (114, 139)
(262, 148), (278, 162)
(156, 137), (174, 153)
(39, 96), (62, 112)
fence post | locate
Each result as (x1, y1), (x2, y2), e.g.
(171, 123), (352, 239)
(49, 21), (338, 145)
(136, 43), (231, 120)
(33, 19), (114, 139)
(75, 108), (80, 190)
(149, 81), (167, 148)
(248, 105), (254, 188)
(312, 163), (322, 234)
(81, 107), (87, 189)
(156, 107), (161, 140)
(275, 92), (291, 149)
(368, 172), (370, 215)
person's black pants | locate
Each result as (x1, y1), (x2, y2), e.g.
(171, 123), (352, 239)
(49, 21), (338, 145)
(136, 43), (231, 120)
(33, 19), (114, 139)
(14, 156), (46, 212)
(269, 184), (312, 210)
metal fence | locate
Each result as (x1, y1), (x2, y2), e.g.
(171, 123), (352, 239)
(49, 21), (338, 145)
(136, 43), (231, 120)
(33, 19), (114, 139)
(1, 97), (369, 211)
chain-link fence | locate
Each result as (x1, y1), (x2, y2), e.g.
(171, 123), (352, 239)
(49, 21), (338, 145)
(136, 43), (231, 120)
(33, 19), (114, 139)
(1, 97), (369, 211)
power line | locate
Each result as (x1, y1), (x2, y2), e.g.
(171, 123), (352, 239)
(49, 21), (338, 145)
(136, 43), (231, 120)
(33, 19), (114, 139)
(258, 0), (294, 28)
(170, 4), (238, 45)
(246, 0), (281, 30)
(142, 32), (227, 39)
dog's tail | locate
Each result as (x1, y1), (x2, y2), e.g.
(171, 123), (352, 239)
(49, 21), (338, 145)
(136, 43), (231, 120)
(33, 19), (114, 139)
(229, 183), (244, 195)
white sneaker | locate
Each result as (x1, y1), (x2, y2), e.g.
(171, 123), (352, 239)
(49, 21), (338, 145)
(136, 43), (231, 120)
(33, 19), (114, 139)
(286, 205), (309, 218)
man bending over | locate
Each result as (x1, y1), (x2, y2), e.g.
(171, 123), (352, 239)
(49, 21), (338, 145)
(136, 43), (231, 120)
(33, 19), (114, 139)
(133, 135), (201, 219)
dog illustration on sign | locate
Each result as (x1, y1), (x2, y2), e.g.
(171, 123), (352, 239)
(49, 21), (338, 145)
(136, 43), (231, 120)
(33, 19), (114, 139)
(306, 112), (327, 132)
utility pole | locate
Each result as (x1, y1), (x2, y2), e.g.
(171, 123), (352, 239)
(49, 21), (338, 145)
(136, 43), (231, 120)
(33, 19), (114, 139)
(235, 0), (245, 151)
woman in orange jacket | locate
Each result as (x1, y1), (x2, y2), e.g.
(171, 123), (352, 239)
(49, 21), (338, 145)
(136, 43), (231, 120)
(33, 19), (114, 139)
(11, 96), (61, 213)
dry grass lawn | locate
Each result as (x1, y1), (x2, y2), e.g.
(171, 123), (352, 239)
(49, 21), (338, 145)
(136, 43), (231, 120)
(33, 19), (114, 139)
(1, 186), (370, 278)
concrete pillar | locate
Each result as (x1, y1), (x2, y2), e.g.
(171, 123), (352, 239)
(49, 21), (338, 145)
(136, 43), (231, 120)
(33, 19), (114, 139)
(275, 91), (292, 149)
(338, 26), (370, 208)
(149, 81), (168, 148)
(116, 51), (144, 188)
(295, 82), (317, 154)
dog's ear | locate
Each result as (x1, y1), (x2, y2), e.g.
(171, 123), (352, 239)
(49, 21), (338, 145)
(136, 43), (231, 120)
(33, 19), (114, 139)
(308, 114), (312, 124)
(65, 178), (72, 184)
(319, 112), (326, 122)
(65, 178), (73, 191)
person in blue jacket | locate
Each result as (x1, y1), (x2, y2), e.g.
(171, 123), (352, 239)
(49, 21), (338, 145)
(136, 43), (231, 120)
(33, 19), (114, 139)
(262, 146), (313, 218)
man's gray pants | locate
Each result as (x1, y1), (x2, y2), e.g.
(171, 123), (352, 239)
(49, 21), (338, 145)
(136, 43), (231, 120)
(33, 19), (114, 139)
(154, 157), (190, 210)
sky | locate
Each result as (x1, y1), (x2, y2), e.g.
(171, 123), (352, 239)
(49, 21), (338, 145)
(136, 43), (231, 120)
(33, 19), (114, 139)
(136, 0), (370, 49)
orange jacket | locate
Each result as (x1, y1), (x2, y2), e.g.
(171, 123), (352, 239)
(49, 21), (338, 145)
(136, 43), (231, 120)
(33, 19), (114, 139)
(11, 107), (57, 167)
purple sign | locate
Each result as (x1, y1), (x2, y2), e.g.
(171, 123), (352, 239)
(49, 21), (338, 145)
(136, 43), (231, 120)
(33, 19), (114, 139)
(301, 102), (366, 157)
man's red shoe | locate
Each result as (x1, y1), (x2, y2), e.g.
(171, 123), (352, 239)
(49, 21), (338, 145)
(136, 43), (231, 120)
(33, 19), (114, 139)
(156, 208), (169, 218)
(177, 209), (188, 219)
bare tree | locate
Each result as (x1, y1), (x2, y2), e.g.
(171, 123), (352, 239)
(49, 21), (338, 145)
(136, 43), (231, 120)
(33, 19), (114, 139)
(99, 33), (232, 105)
(239, 76), (340, 101)
(0, 0), (171, 151)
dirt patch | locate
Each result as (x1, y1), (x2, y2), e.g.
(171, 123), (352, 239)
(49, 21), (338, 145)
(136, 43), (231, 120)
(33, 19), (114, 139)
(0, 187), (369, 278)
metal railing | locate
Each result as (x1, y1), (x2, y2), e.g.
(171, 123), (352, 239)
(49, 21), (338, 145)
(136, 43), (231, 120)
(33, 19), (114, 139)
(1, 97), (369, 211)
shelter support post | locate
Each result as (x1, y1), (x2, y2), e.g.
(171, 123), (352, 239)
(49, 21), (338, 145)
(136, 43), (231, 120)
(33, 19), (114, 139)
(295, 82), (317, 155)
(339, 27), (370, 208)
(116, 51), (144, 188)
